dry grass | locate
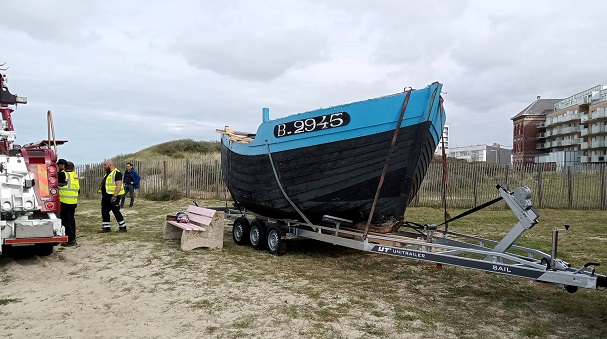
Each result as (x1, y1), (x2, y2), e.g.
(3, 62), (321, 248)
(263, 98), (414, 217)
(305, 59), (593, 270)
(2, 198), (605, 338)
(64, 198), (607, 338)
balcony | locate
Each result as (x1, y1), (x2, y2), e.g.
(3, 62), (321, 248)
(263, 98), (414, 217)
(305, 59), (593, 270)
(581, 127), (589, 136)
(580, 156), (590, 163)
(561, 138), (579, 147)
(560, 114), (581, 123)
(591, 155), (606, 162)
(581, 142), (589, 149)
(590, 109), (607, 121)
(591, 140), (607, 148)
(545, 114), (581, 126)
(590, 124), (607, 135)
(552, 140), (562, 147)
(561, 126), (579, 135)
(581, 114), (589, 123)
(537, 132), (546, 138)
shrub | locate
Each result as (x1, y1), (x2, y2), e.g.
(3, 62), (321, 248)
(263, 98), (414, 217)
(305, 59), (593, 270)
(154, 139), (221, 157)
(144, 189), (184, 201)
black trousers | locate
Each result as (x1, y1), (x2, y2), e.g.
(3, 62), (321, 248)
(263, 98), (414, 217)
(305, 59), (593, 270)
(120, 184), (135, 207)
(101, 195), (126, 229)
(60, 202), (77, 242)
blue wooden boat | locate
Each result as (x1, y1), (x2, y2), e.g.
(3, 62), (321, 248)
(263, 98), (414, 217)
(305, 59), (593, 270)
(219, 82), (446, 224)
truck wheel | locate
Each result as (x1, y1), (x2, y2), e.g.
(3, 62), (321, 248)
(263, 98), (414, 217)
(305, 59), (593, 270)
(266, 225), (287, 256)
(35, 244), (55, 256)
(249, 219), (267, 250)
(232, 217), (250, 246)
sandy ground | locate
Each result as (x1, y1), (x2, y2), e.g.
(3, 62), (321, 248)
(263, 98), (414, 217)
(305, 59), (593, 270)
(0, 226), (434, 339)
(1, 236), (312, 339)
(0, 215), (541, 339)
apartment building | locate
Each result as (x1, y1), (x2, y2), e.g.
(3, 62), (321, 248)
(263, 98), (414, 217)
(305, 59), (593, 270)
(582, 88), (607, 163)
(434, 124), (449, 154)
(512, 85), (607, 167)
(535, 85), (607, 166)
(447, 143), (511, 165)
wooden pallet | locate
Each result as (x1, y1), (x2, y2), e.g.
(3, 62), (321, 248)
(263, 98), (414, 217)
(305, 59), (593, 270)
(216, 127), (254, 143)
(352, 220), (401, 233)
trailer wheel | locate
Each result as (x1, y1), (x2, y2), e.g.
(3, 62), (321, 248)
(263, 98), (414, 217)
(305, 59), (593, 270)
(232, 217), (250, 246)
(34, 244), (54, 256)
(249, 219), (267, 250)
(266, 225), (287, 256)
(564, 285), (578, 294)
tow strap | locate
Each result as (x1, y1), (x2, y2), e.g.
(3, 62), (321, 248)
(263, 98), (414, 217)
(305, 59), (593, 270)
(438, 196), (503, 228)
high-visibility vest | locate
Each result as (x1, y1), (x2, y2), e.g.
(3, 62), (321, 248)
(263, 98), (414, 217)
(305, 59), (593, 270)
(59, 171), (80, 204)
(103, 168), (125, 195)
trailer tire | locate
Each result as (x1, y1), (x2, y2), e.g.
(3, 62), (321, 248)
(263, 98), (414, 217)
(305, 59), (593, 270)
(249, 219), (267, 250)
(35, 243), (54, 256)
(232, 217), (250, 246)
(266, 225), (287, 256)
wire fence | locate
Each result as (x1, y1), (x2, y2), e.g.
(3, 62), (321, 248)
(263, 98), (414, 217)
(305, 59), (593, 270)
(76, 160), (607, 210)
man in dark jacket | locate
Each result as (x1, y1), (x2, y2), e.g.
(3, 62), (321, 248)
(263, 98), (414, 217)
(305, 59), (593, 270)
(120, 162), (141, 207)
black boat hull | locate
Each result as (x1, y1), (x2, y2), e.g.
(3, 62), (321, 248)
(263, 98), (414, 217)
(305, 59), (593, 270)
(221, 121), (435, 223)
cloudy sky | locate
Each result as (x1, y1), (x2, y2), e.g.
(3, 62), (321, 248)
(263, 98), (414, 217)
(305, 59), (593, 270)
(1, 0), (606, 164)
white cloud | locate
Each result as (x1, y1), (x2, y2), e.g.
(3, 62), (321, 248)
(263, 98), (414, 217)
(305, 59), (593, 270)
(179, 30), (330, 81)
(2, 0), (607, 162)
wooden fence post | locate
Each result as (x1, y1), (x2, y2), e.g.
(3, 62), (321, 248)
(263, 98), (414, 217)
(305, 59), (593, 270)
(162, 160), (167, 191)
(215, 159), (220, 199)
(537, 168), (543, 208)
(601, 164), (606, 210)
(504, 165), (510, 191)
(567, 167), (573, 209)
(85, 164), (91, 198)
(473, 169), (478, 208)
(185, 159), (191, 197)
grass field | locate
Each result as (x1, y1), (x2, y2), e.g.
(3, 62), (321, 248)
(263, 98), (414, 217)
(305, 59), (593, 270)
(52, 197), (607, 338)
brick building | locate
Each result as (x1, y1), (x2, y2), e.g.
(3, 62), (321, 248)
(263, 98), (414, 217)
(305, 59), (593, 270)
(511, 97), (562, 167)
(512, 85), (607, 168)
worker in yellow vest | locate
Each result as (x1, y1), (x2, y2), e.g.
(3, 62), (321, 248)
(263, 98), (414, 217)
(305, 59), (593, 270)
(99, 159), (127, 232)
(59, 161), (80, 246)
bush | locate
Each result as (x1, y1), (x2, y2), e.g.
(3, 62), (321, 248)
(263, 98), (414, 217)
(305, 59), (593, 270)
(144, 189), (184, 201)
(154, 139), (221, 157)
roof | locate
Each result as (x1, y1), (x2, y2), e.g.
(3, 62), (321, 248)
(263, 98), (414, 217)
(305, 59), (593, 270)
(511, 98), (563, 120)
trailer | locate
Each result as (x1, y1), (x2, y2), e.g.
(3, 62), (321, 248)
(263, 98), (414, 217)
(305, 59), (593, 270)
(225, 185), (607, 293)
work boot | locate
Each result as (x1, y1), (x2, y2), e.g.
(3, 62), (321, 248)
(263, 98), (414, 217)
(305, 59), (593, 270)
(98, 228), (111, 233)
(118, 227), (127, 232)
(62, 240), (78, 247)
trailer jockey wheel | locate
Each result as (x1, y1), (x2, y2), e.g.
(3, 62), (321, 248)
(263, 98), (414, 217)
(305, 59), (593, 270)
(249, 219), (267, 250)
(232, 217), (250, 246)
(266, 225), (288, 256)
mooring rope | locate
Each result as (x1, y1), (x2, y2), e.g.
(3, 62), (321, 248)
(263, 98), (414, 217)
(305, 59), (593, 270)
(265, 140), (315, 228)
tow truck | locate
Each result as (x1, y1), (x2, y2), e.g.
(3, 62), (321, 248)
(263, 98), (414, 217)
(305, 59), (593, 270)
(0, 68), (66, 256)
